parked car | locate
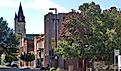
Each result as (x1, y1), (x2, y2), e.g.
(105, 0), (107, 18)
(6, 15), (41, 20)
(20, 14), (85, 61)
(11, 61), (19, 68)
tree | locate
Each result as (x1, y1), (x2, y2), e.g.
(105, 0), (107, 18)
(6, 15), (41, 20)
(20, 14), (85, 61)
(4, 54), (18, 63)
(80, 5), (121, 62)
(19, 53), (25, 61)
(0, 17), (19, 55)
(56, 11), (82, 71)
(56, 1), (121, 70)
(56, 40), (80, 60)
(0, 17), (19, 64)
(29, 52), (35, 67)
(19, 52), (35, 67)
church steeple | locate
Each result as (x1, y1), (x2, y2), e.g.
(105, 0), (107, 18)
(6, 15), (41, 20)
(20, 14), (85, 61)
(14, 12), (18, 20)
(14, 2), (26, 37)
(18, 2), (25, 22)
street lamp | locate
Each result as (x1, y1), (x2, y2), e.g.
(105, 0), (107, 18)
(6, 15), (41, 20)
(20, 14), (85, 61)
(49, 8), (57, 14)
(49, 8), (58, 68)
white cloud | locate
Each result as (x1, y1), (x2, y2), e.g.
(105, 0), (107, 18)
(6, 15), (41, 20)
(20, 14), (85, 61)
(0, 0), (19, 7)
(0, 0), (68, 13)
(25, 0), (68, 13)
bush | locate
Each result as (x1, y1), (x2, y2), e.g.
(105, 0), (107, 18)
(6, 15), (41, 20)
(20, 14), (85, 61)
(49, 67), (56, 71)
(56, 68), (61, 71)
(19, 52), (35, 62)
(5, 54), (18, 63)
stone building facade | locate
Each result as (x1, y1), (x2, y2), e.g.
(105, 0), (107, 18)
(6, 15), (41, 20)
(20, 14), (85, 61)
(14, 2), (45, 68)
(44, 12), (67, 68)
(44, 10), (83, 70)
(14, 2), (26, 38)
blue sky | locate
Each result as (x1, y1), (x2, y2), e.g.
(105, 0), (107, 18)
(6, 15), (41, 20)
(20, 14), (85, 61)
(0, 0), (121, 34)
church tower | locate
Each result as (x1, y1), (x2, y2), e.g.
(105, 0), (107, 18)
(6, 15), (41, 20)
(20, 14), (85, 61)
(14, 2), (26, 37)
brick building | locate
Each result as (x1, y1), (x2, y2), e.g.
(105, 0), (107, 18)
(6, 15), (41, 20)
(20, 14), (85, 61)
(14, 2), (45, 68)
(34, 34), (45, 67)
(44, 10), (83, 70)
(44, 12), (66, 68)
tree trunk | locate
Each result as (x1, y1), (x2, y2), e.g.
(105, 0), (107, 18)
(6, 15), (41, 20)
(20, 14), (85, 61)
(68, 59), (74, 71)
(83, 59), (86, 71)
(26, 61), (28, 68)
(64, 59), (66, 69)
(85, 59), (87, 71)
(30, 61), (32, 67)
(68, 65), (73, 71)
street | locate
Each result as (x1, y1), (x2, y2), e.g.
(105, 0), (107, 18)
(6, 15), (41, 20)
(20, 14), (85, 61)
(0, 68), (45, 71)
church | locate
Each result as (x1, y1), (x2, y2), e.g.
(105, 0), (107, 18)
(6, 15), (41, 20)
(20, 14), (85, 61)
(14, 2), (45, 68)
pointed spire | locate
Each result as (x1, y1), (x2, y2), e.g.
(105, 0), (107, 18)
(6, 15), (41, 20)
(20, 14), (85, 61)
(18, 2), (24, 15)
(15, 12), (17, 18)
(18, 2), (25, 22)
(14, 12), (18, 20)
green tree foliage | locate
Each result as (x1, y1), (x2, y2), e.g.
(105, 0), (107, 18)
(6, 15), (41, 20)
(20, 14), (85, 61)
(29, 52), (35, 61)
(19, 53), (25, 61)
(4, 54), (18, 63)
(56, 2), (121, 64)
(20, 52), (35, 62)
(56, 11), (82, 60)
(19, 52), (35, 67)
(0, 17), (19, 63)
(56, 40), (80, 59)
(0, 17), (19, 55)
